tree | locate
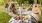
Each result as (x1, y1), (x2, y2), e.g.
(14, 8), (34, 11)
(28, 0), (34, 4)
(41, 0), (42, 5)
(37, 0), (40, 4)
(17, 0), (24, 6)
(17, 0), (29, 6)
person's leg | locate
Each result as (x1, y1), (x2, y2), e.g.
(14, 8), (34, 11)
(28, 17), (32, 23)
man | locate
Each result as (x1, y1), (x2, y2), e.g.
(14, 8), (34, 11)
(28, 8), (39, 23)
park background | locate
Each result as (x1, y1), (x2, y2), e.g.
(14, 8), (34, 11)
(0, 0), (42, 23)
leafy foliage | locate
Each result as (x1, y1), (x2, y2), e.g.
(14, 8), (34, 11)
(28, 0), (34, 4)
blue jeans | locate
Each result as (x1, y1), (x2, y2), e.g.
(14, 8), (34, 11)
(28, 17), (32, 23)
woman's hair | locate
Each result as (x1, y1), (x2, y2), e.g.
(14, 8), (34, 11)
(10, 3), (15, 8)
(12, 7), (16, 14)
(4, 2), (9, 8)
(10, 2), (16, 14)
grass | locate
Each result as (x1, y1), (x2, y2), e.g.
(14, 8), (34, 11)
(37, 6), (42, 23)
(0, 6), (11, 23)
(0, 6), (42, 23)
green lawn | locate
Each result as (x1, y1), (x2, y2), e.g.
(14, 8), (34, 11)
(0, 6), (42, 23)
(38, 6), (42, 23)
(0, 6), (11, 23)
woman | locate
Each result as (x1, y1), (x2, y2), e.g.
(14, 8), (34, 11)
(4, 2), (9, 12)
(8, 2), (21, 23)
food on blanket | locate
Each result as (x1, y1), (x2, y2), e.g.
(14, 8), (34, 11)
(23, 15), (29, 21)
(15, 15), (21, 20)
(25, 15), (29, 18)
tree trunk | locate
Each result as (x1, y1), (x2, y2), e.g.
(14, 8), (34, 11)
(34, 0), (37, 4)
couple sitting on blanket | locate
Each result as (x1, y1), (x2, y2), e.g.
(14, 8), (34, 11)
(8, 7), (39, 23)
(4, 2), (39, 23)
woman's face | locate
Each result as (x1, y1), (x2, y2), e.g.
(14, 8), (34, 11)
(9, 3), (12, 8)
